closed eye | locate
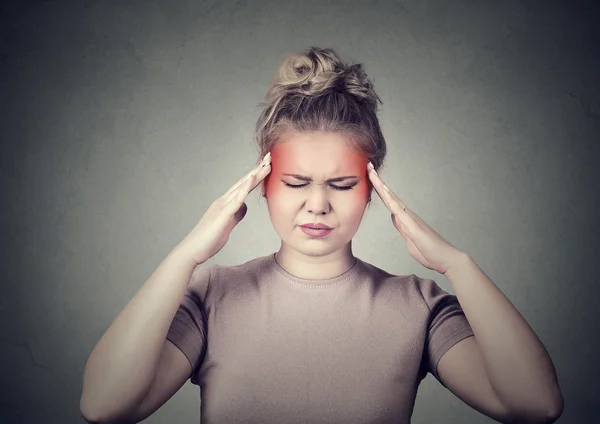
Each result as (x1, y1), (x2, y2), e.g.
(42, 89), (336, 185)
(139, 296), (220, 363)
(282, 182), (355, 191)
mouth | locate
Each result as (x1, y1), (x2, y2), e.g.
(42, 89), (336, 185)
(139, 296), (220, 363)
(299, 225), (334, 238)
(300, 224), (333, 230)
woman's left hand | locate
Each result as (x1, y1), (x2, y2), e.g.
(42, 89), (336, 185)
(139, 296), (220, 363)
(367, 162), (466, 275)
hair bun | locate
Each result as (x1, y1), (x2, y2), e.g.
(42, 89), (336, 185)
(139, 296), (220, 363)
(269, 46), (378, 108)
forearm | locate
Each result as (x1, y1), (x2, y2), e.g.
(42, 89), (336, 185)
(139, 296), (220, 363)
(444, 254), (563, 420)
(80, 245), (198, 422)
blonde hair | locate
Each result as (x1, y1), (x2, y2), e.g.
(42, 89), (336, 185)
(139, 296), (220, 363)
(253, 46), (387, 202)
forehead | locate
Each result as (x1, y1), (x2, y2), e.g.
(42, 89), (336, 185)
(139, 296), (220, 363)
(273, 132), (364, 172)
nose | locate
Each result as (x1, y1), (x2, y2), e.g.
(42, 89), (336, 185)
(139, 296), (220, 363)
(305, 187), (331, 215)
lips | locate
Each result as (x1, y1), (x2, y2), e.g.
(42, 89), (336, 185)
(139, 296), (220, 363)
(300, 223), (332, 230)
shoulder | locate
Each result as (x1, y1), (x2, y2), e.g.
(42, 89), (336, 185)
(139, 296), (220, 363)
(357, 259), (437, 307)
(197, 254), (272, 293)
(208, 254), (270, 279)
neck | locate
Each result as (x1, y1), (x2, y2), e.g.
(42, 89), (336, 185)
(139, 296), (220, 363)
(275, 241), (356, 280)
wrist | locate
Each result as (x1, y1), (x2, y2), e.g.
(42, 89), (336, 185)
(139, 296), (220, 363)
(170, 242), (202, 268)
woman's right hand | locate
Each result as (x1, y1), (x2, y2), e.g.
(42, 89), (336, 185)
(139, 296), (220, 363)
(177, 152), (272, 266)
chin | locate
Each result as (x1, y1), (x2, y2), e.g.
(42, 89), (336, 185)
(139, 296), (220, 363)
(287, 232), (353, 257)
(293, 245), (339, 257)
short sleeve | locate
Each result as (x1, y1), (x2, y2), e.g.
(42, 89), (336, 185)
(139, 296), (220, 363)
(419, 278), (475, 386)
(166, 264), (212, 385)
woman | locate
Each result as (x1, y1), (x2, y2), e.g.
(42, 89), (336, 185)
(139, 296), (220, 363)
(80, 47), (563, 424)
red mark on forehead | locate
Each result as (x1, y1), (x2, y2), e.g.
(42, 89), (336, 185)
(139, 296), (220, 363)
(262, 143), (371, 201)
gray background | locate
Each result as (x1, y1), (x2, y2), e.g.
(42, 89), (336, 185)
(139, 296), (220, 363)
(1, 0), (598, 423)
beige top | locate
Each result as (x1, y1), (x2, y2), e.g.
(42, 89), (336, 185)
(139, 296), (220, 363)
(167, 252), (474, 423)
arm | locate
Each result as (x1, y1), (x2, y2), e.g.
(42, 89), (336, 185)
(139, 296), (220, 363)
(80, 245), (198, 423)
(441, 254), (564, 423)
(362, 162), (563, 421)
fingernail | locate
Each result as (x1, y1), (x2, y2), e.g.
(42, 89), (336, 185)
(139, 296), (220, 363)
(258, 152), (270, 168)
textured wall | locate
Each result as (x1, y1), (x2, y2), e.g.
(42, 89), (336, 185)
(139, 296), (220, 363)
(1, 0), (598, 423)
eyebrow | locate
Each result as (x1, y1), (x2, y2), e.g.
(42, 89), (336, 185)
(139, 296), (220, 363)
(282, 173), (360, 183)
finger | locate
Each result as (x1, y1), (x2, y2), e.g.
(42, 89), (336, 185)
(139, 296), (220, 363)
(223, 163), (264, 198)
(224, 169), (256, 205)
(367, 163), (408, 213)
(221, 174), (254, 215)
(395, 214), (409, 239)
(250, 163), (271, 193)
(382, 184), (408, 212)
(223, 170), (254, 199)
(366, 164), (391, 205)
(367, 162), (386, 194)
(223, 153), (271, 198)
(224, 161), (271, 205)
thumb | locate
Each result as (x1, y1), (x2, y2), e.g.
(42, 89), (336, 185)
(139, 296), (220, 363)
(232, 202), (248, 225)
(391, 212), (402, 232)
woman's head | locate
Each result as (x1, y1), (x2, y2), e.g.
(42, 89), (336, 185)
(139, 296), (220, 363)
(253, 46), (387, 257)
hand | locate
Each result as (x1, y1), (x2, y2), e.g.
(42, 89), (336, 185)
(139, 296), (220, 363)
(177, 152), (272, 265)
(367, 161), (466, 275)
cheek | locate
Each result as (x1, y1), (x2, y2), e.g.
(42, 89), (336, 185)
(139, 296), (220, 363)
(341, 190), (369, 220)
(355, 179), (370, 204)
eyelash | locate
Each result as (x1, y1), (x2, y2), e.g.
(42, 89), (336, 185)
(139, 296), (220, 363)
(282, 182), (355, 191)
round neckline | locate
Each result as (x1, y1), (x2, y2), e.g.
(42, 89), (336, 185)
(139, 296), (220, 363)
(266, 252), (363, 288)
